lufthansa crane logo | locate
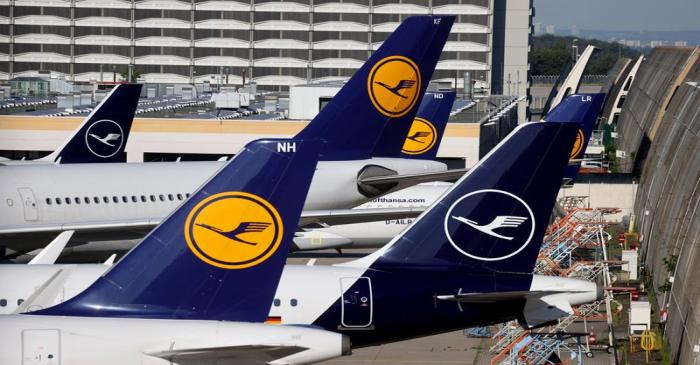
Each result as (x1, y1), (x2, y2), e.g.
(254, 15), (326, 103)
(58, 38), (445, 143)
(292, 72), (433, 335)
(569, 128), (585, 159)
(401, 117), (437, 155)
(367, 56), (421, 118)
(84, 119), (124, 158)
(443, 189), (535, 261)
(184, 192), (283, 269)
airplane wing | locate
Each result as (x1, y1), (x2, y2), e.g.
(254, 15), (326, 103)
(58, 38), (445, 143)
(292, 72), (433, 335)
(148, 344), (307, 365)
(27, 231), (73, 264)
(14, 265), (76, 313)
(358, 168), (469, 186)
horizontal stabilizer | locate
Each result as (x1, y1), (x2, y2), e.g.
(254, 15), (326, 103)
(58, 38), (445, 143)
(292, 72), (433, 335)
(148, 344), (307, 365)
(293, 231), (354, 251)
(436, 289), (586, 303)
(521, 294), (575, 329)
(359, 168), (468, 187)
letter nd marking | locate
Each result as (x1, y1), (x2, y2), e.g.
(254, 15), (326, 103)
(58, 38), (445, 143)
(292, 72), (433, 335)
(277, 142), (297, 153)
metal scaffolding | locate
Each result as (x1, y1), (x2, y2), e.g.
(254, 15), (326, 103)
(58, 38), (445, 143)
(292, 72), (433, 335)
(488, 201), (620, 364)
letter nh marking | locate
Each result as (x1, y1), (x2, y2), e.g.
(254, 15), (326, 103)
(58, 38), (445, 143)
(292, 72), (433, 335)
(277, 142), (296, 153)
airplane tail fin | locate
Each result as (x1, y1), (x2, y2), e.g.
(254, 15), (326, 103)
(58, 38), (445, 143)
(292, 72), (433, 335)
(544, 93), (605, 184)
(390, 91), (455, 159)
(42, 84), (142, 163)
(296, 16), (454, 160)
(359, 122), (578, 274)
(35, 138), (321, 322)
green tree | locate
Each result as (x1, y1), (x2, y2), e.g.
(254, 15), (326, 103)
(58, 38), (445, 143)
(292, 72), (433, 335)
(531, 34), (643, 76)
(119, 68), (141, 83)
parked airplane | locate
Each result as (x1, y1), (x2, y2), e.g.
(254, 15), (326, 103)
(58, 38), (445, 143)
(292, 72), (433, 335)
(1, 123), (599, 352)
(293, 93), (606, 251)
(0, 16), (457, 253)
(0, 137), (350, 365)
(0, 84), (141, 165)
(7, 90), (456, 261)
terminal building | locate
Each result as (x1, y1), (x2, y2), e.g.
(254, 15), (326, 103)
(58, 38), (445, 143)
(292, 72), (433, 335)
(0, 0), (531, 96)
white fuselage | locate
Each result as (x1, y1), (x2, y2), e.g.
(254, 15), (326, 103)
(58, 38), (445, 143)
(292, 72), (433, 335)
(0, 263), (598, 325)
(0, 158), (445, 250)
(294, 182), (450, 250)
(0, 314), (347, 365)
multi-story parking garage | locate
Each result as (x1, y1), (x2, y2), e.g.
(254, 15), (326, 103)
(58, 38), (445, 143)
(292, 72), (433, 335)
(0, 0), (530, 95)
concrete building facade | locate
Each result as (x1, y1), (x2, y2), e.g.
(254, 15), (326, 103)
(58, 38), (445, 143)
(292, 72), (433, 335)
(0, 0), (532, 96)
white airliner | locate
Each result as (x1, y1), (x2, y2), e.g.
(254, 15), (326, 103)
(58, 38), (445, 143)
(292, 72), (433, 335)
(0, 158), (443, 251)
(0, 136), (348, 365)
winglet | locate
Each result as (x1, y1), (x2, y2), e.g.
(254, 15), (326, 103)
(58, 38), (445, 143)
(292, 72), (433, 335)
(41, 84), (142, 163)
(354, 122), (578, 274)
(103, 254), (117, 266)
(544, 93), (605, 184)
(34, 138), (322, 321)
(296, 16), (455, 160)
(28, 231), (73, 265)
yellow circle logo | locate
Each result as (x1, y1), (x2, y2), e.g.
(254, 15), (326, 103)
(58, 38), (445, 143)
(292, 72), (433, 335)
(570, 128), (585, 159)
(184, 192), (283, 269)
(367, 55), (421, 118)
(401, 117), (438, 155)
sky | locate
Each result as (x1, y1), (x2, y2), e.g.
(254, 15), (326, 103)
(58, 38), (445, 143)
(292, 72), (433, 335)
(534, 0), (700, 32)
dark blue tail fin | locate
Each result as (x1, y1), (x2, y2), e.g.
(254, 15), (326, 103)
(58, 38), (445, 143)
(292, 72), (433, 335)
(45, 84), (142, 163)
(296, 16), (454, 160)
(398, 91), (455, 159)
(366, 123), (578, 274)
(545, 93), (605, 184)
(35, 138), (321, 321)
